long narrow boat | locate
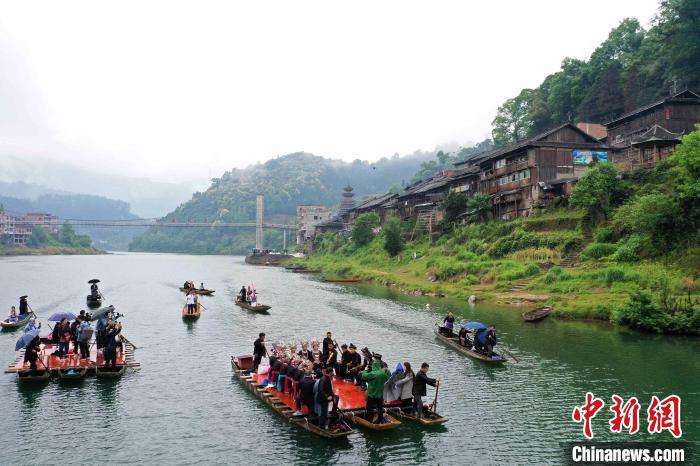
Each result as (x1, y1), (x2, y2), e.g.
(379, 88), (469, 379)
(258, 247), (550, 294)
(235, 300), (271, 312)
(230, 356), (355, 439)
(321, 278), (362, 283)
(522, 306), (551, 322)
(434, 329), (506, 364)
(95, 365), (126, 378)
(285, 266), (306, 271)
(58, 367), (88, 380)
(344, 411), (401, 430)
(292, 269), (321, 274)
(182, 303), (202, 320)
(0, 313), (32, 330)
(86, 294), (102, 307)
(389, 405), (448, 425)
(179, 287), (215, 295)
(17, 369), (51, 383)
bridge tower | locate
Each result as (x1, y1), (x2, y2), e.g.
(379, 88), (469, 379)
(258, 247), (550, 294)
(256, 194), (264, 250)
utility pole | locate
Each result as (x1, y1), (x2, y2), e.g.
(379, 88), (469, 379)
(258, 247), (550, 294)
(256, 194), (264, 250)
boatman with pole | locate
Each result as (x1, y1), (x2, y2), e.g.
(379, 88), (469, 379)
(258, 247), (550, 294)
(253, 332), (268, 372)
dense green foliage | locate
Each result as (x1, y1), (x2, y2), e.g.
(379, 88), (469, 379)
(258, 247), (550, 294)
(382, 217), (404, 256)
(24, 223), (92, 249)
(411, 140), (494, 182)
(352, 213), (380, 247)
(569, 163), (627, 225)
(130, 152), (433, 254)
(491, 0), (700, 145)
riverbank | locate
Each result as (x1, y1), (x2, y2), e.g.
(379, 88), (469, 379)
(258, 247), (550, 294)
(0, 246), (106, 256)
(289, 211), (699, 334)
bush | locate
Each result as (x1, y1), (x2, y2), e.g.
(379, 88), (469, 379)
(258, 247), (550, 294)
(382, 217), (404, 256)
(613, 234), (651, 262)
(580, 242), (617, 260)
(351, 213), (380, 247)
(594, 227), (614, 243)
(462, 274), (480, 285)
(456, 250), (478, 261)
(604, 267), (626, 285)
(613, 289), (700, 334)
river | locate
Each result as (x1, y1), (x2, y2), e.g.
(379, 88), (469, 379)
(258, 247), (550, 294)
(0, 253), (697, 465)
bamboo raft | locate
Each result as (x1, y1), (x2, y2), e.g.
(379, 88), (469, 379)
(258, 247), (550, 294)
(231, 356), (355, 439)
(434, 329), (507, 364)
(320, 278), (362, 283)
(235, 300), (271, 312)
(5, 337), (139, 381)
(182, 303), (202, 319)
(522, 306), (552, 322)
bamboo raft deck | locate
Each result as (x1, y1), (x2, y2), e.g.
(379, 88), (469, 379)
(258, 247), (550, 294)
(5, 338), (140, 380)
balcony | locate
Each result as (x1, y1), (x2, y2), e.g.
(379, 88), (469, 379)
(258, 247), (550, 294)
(480, 159), (530, 180)
(484, 178), (531, 194)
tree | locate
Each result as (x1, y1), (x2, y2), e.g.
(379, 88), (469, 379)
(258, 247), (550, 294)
(59, 222), (77, 246)
(673, 125), (700, 201)
(491, 89), (534, 146)
(569, 163), (626, 225)
(351, 213), (380, 247)
(467, 193), (492, 223)
(442, 191), (468, 231)
(27, 226), (50, 248)
(382, 217), (404, 256)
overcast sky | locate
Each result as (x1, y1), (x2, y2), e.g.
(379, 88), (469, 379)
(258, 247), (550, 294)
(0, 0), (660, 183)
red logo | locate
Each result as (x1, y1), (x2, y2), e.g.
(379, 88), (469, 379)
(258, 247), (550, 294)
(572, 392), (605, 439)
(647, 395), (682, 438)
(609, 395), (640, 435)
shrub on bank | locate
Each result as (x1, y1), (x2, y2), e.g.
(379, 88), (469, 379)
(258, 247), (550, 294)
(580, 242), (617, 260)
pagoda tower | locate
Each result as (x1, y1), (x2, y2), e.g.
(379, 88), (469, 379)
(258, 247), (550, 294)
(339, 185), (356, 215)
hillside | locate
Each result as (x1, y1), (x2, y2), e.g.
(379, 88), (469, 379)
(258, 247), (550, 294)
(129, 151), (435, 254)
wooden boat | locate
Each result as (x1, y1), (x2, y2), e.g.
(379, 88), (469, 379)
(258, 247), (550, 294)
(292, 269), (321, 274)
(321, 278), (362, 283)
(58, 367), (88, 380)
(434, 329), (506, 364)
(17, 369), (50, 383)
(179, 287), (215, 295)
(522, 306), (552, 322)
(235, 300), (271, 312)
(285, 266), (306, 271)
(95, 365), (126, 378)
(182, 303), (201, 319)
(230, 356), (354, 439)
(344, 412), (401, 430)
(0, 313), (32, 330)
(86, 294), (102, 306)
(391, 406), (448, 425)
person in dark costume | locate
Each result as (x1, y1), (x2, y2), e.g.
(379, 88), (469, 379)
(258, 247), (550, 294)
(412, 362), (438, 419)
(316, 366), (338, 429)
(252, 333), (267, 371)
(102, 322), (122, 369)
(321, 332), (333, 360)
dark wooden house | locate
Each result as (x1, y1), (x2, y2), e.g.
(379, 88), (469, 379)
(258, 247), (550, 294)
(455, 123), (607, 219)
(606, 90), (700, 170)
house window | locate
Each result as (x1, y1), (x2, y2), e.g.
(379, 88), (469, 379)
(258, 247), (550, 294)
(643, 148), (653, 161)
(314, 215), (318, 220)
(495, 159), (506, 169)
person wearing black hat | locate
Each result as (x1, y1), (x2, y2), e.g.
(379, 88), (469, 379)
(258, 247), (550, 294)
(355, 347), (373, 389)
(324, 342), (338, 372)
(317, 365), (338, 430)
(345, 344), (362, 382)
(19, 296), (28, 316)
(322, 331), (333, 360)
(338, 344), (350, 378)
(252, 333), (267, 372)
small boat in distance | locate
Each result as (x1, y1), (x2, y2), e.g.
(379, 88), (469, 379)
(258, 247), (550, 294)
(179, 287), (215, 295)
(321, 278), (362, 283)
(182, 303), (202, 320)
(434, 329), (506, 364)
(0, 313), (32, 331)
(522, 306), (552, 322)
(235, 300), (271, 312)
(293, 269), (321, 274)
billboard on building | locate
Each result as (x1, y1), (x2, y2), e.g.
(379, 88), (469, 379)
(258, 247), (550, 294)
(573, 150), (608, 165)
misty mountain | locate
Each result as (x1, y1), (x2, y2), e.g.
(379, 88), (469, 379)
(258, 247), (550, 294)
(129, 151), (436, 254)
(0, 154), (191, 218)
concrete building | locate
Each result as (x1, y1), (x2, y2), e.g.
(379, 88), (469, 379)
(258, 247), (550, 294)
(296, 205), (333, 245)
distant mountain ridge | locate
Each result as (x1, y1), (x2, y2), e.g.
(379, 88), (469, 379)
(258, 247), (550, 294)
(129, 151), (438, 254)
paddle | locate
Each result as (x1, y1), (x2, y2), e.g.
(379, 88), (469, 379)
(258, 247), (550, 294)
(500, 347), (520, 363)
(429, 379), (441, 413)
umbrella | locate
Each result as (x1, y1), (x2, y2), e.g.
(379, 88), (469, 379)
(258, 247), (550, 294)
(91, 305), (114, 319)
(19, 295), (28, 299)
(47, 312), (77, 322)
(88, 279), (100, 284)
(15, 329), (39, 351)
(462, 321), (487, 330)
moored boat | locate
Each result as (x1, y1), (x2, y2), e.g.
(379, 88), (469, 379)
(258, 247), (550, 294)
(0, 313), (32, 331)
(344, 412), (402, 430)
(293, 269), (321, 274)
(434, 329), (506, 364)
(235, 300), (271, 312)
(321, 278), (362, 283)
(522, 306), (551, 322)
(86, 294), (102, 307)
(391, 406), (448, 425)
(182, 303), (201, 319)
(230, 356), (355, 439)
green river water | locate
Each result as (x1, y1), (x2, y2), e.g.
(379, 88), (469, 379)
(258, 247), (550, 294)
(0, 253), (697, 465)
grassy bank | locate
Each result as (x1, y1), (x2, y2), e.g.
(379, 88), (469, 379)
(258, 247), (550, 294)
(0, 246), (106, 256)
(289, 209), (699, 334)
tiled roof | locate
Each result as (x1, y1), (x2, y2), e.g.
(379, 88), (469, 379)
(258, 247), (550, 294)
(630, 124), (683, 145)
(606, 90), (700, 127)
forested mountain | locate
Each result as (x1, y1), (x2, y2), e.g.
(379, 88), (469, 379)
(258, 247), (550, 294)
(129, 151), (436, 254)
(491, 0), (700, 145)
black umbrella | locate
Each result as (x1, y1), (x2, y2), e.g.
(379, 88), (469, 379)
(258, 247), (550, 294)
(19, 295), (28, 299)
(88, 279), (100, 284)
